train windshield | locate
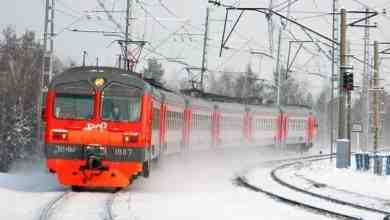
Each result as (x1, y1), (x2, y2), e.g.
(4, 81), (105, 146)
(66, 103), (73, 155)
(54, 81), (95, 120)
(54, 94), (94, 119)
(101, 83), (142, 122)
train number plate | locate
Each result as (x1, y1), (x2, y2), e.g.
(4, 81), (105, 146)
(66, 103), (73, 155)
(112, 148), (133, 156)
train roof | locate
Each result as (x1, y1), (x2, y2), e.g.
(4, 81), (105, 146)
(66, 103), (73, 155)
(50, 66), (313, 116)
(49, 66), (151, 91)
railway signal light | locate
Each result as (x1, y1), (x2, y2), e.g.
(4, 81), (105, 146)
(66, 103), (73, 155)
(343, 72), (354, 91)
(341, 65), (354, 91)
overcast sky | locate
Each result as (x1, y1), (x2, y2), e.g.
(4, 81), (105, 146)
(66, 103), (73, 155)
(2, 0), (390, 97)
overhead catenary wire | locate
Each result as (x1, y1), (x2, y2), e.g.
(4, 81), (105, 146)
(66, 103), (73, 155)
(80, 2), (193, 65)
(132, 1), (268, 68)
(294, 13), (332, 21)
(56, 0), (84, 17)
(214, 38), (253, 74)
(54, 8), (81, 19)
(53, 0), (342, 82)
(275, 0), (300, 13)
(311, 0), (332, 25)
(56, 16), (86, 37)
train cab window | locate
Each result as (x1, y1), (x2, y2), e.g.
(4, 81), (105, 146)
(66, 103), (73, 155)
(102, 83), (142, 122)
(54, 94), (94, 119)
(54, 81), (94, 119)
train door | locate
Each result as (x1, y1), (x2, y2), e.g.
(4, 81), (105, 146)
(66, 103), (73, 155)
(243, 108), (253, 143)
(160, 102), (167, 153)
(182, 107), (192, 150)
(211, 105), (221, 148)
(151, 99), (162, 160)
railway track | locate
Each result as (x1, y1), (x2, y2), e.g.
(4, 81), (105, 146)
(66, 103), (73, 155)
(39, 189), (123, 220)
(259, 153), (334, 166)
(237, 154), (390, 220)
(272, 160), (390, 216)
(38, 191), (73, 220)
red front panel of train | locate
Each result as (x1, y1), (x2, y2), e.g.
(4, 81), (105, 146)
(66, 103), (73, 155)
(44, 81), (152, 187)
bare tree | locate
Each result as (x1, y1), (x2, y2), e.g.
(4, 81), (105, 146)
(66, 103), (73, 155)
(0, 26), (62, 171)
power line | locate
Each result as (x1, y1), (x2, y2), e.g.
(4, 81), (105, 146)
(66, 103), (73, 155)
(312, 0), (332, 25)
(56, 16), (86, 36)
(137, 3), (170, 32)
(214, 38), (253, 73)
(56, 0), (84, 16)
(275, 0), (299, 12)
(294, 13), (332, 21)
(54, 8), (81, 19)
(96, 0), (123, 32)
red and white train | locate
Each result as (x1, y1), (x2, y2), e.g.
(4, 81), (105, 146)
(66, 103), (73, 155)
(43, 66), (317, 189)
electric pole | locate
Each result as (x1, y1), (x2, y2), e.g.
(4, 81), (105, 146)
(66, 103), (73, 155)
(330, 0), (338, 157)
(50, 0), (55, 58)
(124, 0), (132, 71)
(338, 8), (347, 140)
(361, 8), (371, 151)
(276, 26), (283, 106)
(267, 0), (275, 56)
(200, 7), (210, 92)
(37, 0), (55, 153)
(373, 41), (379, 154)
(41, 0), (55, 88)
(346, 40), (352, 152)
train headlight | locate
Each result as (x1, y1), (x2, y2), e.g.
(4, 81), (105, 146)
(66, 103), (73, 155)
(94, 77), (105, 87)
(52, 129), (68, 141)
(123, 133), (139, 144)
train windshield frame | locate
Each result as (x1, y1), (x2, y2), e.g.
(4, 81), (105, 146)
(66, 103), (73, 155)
(101, 83), (143, 122)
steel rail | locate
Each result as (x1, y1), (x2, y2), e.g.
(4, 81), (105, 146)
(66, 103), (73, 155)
(39, 191), (73, 220)
(237, 154), (390, 219)
(271, 158), (390, 216)
(106, 189), (122, 220)
(235, 176), (361, 220)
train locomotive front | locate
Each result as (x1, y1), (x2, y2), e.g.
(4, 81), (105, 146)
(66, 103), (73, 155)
(43, 67), (153, 188)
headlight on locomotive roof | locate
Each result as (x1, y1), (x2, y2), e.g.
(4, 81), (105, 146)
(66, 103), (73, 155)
(94, 77), (105, 87)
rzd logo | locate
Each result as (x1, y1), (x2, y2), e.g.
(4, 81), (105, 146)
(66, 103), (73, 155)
(84, 122), (108, 131)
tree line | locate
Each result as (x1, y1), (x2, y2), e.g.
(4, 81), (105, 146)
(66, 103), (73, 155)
(205, 65), (314, 106)
(0, 27), (45, 171)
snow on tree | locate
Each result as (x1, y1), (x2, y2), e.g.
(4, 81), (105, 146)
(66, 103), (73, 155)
(0, 26), (62, 172)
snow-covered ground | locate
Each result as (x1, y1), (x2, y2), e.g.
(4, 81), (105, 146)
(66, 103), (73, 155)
(0, 145), (335, 220)
(287, 159), (390, 207)
(245, 159), (388, 219)
(112, 146), (333, 220)
(0, 161), (65, 220)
